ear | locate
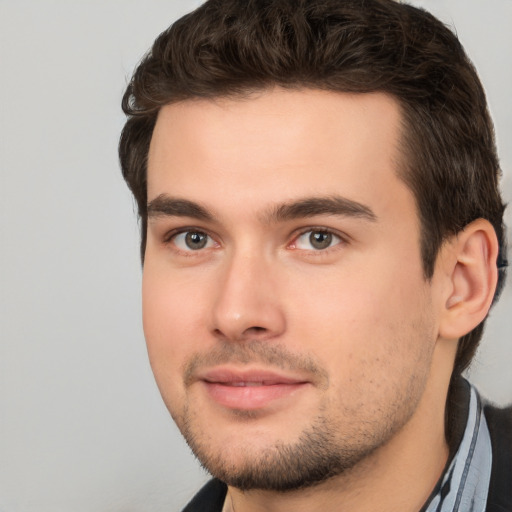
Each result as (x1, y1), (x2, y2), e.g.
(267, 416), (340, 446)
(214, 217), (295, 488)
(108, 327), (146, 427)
(438, 219), (499, 340)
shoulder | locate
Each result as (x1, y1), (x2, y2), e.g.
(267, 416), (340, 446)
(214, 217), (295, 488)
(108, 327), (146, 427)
(484, 403), (512, 512)
(181, 479), (228, 512)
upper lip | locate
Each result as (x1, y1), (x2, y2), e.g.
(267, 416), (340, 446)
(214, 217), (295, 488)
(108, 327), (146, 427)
(197, 367), (309, 386)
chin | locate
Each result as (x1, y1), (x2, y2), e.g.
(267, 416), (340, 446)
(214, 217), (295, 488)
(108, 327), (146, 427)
(181, 412), (389, 492)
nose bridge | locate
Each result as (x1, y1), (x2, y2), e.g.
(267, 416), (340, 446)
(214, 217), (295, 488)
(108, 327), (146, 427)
(211, 244), (285, 341)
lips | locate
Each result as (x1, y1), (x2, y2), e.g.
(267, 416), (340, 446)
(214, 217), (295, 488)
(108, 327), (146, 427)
(197, 368), (309, 410)
(221, 381), (279, 387)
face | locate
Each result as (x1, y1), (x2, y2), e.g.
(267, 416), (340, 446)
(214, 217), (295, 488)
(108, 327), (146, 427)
(143, 89), (441, 490)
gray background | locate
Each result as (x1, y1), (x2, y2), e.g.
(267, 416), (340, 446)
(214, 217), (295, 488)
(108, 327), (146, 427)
(1, 1), (510, 511)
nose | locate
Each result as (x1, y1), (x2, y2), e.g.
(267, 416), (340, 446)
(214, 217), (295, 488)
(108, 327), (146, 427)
(210, 250), (286, 342)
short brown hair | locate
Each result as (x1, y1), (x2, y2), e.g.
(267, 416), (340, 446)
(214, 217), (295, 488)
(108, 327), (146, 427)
(119, 0), (507, 375)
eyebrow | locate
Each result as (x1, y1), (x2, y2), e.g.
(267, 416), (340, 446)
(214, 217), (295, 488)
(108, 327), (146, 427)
(147, 195), (214, 221)
(146, 194), (377, 223)
(264, 196), (377, 223)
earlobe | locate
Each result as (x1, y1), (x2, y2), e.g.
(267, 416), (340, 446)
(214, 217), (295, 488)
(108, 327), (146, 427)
(438, 219), (499, 340)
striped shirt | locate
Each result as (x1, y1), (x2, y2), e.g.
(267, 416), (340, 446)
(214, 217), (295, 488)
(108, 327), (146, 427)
(423, 383), (492, 512)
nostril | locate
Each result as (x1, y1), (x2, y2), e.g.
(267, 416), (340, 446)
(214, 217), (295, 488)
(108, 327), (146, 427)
(213, 325), (268, 342)
(247, 326), (266, 333)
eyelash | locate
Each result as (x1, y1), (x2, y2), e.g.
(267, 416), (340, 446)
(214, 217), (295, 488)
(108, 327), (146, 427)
(163, 227), (219, 255)
(162, 227), (348, 255)
(289, 227), (347, 253)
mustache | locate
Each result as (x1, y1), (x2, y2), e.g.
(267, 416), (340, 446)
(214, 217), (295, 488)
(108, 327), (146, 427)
(183, 340), (329, 388)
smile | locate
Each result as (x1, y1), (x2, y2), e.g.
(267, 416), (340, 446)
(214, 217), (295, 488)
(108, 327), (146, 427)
(197, 368), (310, 410)
(225, 381), (276, 387)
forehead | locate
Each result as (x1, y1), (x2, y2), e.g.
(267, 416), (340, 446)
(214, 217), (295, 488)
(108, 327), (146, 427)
(147, 89), (412, 222)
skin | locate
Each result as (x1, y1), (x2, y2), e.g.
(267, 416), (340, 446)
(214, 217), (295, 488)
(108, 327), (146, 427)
(142, 89), (495, 512)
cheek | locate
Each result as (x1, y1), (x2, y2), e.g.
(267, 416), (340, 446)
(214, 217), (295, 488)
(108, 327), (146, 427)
(296, 282), (435, 427)
(142, 266), (203, 375)
(141, 266), (211, 418)
(288, 259), (434, 379)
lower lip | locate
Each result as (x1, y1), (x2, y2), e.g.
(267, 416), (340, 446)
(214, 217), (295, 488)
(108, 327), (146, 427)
(203, 382), (308, 410)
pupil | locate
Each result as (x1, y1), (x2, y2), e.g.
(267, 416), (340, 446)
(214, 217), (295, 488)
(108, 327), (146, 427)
(310, 231), (332, 249)
(185, 232), (207, 249)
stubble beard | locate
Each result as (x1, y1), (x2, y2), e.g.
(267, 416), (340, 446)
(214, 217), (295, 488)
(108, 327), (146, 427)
(171, 337), (431, 492)
(177, 381), (425, 492)
(180, 407), (391, 492)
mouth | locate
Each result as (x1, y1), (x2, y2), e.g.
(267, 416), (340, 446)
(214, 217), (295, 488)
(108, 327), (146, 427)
(197, 368), (310, 410)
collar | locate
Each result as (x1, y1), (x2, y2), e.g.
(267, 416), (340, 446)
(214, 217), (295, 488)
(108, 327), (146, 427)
(423, 380), (493, 512)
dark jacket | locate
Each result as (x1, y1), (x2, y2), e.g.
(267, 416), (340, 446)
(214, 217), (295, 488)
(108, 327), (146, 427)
(484, 404), (512, 512)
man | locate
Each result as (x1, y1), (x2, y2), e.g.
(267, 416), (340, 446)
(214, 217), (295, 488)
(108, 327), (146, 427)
(119, 0), (511, 510)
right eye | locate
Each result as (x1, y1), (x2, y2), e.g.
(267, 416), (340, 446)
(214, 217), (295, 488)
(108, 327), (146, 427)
(172, 231), (216, 251)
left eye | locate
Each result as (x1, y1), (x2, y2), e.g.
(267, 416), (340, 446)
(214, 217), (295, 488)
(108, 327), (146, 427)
(294, 230), (342, 250)
(173, 231), (215, 251)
